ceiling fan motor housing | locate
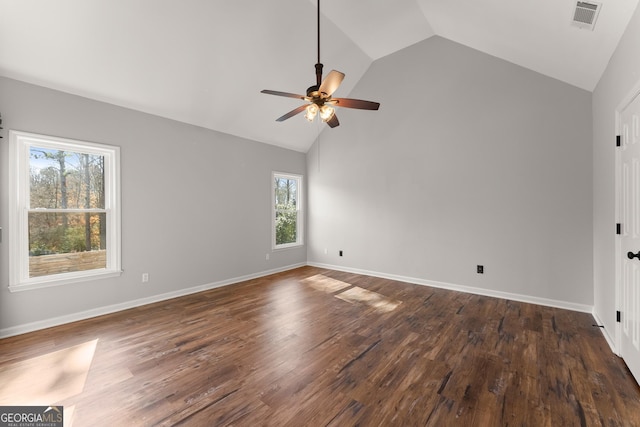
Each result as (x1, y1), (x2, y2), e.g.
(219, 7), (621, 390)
(306, 85), (326, 102)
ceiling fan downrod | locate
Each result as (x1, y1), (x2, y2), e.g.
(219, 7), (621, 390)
(313, 0), (323, 92)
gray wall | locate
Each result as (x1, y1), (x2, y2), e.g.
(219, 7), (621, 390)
(307, 37), (593, 306)
(592, 4), (640, 342)
(0, 35), (600, 335)
(0, 77), (306, 335)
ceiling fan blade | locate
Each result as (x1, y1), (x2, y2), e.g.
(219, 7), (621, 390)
(276, 104), (308, 122)
(319, 70), (345, 96)
(261, 90), (306, 100)
(326, 113), (339, 128)
(332, 97), (380, 110)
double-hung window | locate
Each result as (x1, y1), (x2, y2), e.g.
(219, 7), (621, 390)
(273, 172), (303, 249)
(9, 131), (121, 291)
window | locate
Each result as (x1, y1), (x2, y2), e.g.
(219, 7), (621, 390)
(9, 131), (121, 291)
(273, 172), (303, 249)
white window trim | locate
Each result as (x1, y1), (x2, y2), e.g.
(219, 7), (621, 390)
(272, 171), (304, 250)
(8, 130), (122, 292)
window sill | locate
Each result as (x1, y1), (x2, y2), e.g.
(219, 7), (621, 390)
(9, 269), (123, 292)
(273, 242), (305, 251)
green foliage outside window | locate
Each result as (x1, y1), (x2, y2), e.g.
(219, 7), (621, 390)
(29, 147), (106, 256)
(275, 176), (299, 246)
(275, 210), (297, 245)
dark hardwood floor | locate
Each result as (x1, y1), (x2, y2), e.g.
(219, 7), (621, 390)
(1, 266), (639, 426)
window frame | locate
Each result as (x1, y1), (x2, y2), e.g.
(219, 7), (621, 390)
(8, 130), (122, 292)
(272, 171), (304, 250)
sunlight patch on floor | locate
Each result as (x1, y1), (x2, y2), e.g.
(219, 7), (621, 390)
(302, 274), (352, 293)
(335, 287), (402, 313)
(303, 274), (402, 313)
(0, 339), (98, 406)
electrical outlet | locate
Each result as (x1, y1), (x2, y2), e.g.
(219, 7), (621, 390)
(266, 253), (270, 261)
(324, 248), (328, 255)
(477, 265), (484, 274)
(142, 273), (149, 283)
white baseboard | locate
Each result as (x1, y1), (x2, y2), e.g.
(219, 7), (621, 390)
(591, 309), (619, 355)
(307, 262), (594, 314)
(1, 261), (596, 339)
(0, 263), (306, 339)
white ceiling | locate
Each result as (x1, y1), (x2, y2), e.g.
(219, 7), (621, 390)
(1, 0), (638, 152)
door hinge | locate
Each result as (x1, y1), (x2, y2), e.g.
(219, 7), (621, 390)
(617, 310), (621, 323)
(616, 223), (622, 235)
(617, 135), (621, 147)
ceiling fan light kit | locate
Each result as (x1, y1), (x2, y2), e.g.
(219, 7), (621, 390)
(305, 103), (320, 122)
(319, 105), (335, 121)
(261, 0), (379, 128)
(305, 103), (335, 123)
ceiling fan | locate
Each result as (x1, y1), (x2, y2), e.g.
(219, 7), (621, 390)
(261, 0), (380, 128)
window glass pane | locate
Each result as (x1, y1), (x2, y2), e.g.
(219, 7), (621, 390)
(30, 146), (105, 209)
(29, 212), (107, 277)
(275, 210), (297, 245)
(273, 173), (302, 248)
(275, 177), (297, 207)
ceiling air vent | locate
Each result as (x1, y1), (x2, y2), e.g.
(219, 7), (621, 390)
(572, 1), (602, 30)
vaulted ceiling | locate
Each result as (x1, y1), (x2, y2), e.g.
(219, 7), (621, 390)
(1, 0), (638, 152)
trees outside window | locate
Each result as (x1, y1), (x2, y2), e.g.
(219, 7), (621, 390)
(273, 172), (303, 249)
(9, 131), (121, 291)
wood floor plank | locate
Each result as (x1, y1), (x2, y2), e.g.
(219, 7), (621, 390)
(1, 266), (639, 426)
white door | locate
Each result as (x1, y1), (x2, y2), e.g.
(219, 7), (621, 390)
(619, 92), (640, 384)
